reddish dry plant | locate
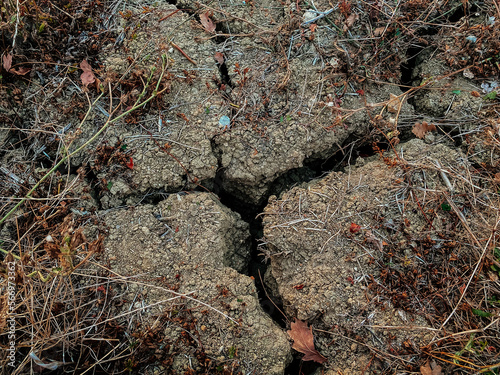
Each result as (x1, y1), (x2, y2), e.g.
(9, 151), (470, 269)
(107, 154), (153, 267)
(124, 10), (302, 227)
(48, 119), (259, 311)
(339, 0), (351, 18)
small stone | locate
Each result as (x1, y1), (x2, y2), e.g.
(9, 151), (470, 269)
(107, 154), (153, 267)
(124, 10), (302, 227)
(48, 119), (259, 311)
(219, 115), (231, 130)
(329, 57), (341, 69)
(303, 10), (316, 23)
(465, 35), (477, 43)
(463, 68), (474, 79)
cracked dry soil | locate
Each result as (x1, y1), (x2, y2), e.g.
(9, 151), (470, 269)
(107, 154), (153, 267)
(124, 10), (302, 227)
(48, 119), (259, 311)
(1, 0), (500, 374)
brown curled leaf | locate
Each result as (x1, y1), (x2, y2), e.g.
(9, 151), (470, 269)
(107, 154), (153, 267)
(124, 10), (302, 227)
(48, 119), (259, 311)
(214, 52), (224, 64)
(287, 319), (327, 364)
(3, 53), (12, 71)
(200, 12), (216, 33)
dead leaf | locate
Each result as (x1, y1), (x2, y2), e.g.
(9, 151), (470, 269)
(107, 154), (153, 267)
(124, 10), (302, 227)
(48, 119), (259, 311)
(349, 223), (361, 233)
(81, 71), (95, 86)
(287, 319), (327, 364)
(200, 12), (216, 33)
(373, 27), (385, 36)
(343, 12), (359, 31)
(387, 93), (401, 113)
(346, 13), (358, 27)
(80, 59), (95, 86)
(3, 53), (12, 71)
(365, 230), (384, 252)
(80, 59), (92, 72)
(214, 51), (224, 64)
(420, 360), (442, 375)
(412, 121), (436, 139)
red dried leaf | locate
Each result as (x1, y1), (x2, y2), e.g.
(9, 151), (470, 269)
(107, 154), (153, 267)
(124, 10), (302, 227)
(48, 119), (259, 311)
(349, 223), (361, 233)
(200, 12), (216, 33)
(471, 91), (480, 97)
(287, 319), (327, 364)
(412, 121), (436, 139)
(3, 53), (12, 71)
(126, 157), (134, 169)
(80, 59), (95, 86)
(214, 52), (224, 64)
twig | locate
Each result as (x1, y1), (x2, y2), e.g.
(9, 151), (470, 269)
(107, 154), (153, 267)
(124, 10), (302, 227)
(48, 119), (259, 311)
(170, 42), (197, 65)
(434, 160), (454, 193)
(301, 8), (334, 26)
(492, 0), (500, 20)
(198, 3), (264, 31)
(159, 9), (180, 22)
(428, 318), (500, 345)
(12, 0), (20, 48)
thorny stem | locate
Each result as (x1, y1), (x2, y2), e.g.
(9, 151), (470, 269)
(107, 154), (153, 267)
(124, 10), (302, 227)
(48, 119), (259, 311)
(0, 56), (169, 227)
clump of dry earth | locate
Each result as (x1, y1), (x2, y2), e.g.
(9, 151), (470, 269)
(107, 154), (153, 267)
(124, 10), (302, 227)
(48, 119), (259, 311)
(1, 0), (499, 374)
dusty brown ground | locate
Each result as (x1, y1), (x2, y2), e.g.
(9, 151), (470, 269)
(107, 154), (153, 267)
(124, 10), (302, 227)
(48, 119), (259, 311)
(1, 0), (500, 374)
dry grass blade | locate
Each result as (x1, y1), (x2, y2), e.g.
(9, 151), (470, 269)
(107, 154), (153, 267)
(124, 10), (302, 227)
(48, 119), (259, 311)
(1, 0), (500, 373)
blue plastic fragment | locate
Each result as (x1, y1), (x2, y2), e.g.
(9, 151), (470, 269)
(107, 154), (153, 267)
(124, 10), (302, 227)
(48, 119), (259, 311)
(219, 115), (231, 130)
(466, 35), (477, 43)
